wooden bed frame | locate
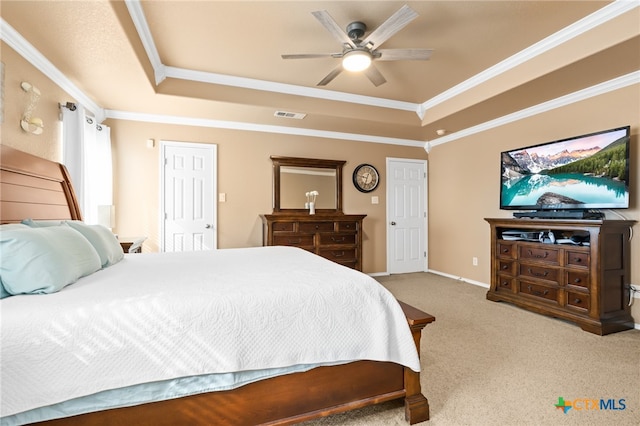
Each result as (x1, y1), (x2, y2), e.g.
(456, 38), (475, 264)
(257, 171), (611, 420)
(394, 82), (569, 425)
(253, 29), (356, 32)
(0, 144), (435, 425)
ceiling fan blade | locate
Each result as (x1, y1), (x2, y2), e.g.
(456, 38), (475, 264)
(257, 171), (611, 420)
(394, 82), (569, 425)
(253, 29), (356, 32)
(312, 10), (356, 49)
(361, 5), (418, 49)
(364, 64), (386, 87)
(317, 66), (343, 86)
(375, 48), (433, 61)
(281, 53), (338, 60)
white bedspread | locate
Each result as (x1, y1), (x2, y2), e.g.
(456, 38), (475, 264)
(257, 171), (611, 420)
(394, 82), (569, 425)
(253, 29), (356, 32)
(1, 246), (419, 417)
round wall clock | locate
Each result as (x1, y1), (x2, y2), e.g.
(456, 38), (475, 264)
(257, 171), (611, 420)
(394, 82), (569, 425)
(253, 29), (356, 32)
(353, 163), (379, 193)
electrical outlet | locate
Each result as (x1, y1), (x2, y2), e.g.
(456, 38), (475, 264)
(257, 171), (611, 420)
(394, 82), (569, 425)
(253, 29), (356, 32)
(472, 257), (478, 266)
(219, 193), (226, 202)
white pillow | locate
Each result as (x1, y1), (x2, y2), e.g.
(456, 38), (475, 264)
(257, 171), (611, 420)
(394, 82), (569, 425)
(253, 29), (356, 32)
(0, 224), (101, 295)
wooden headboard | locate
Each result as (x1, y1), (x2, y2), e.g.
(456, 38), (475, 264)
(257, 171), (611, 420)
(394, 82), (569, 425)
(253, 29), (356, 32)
(0, 145), (82, 224)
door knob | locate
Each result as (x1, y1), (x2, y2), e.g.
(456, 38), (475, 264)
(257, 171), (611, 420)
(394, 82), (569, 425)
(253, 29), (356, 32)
(205, 224), (212, 229)
(390, 221), (396, 226)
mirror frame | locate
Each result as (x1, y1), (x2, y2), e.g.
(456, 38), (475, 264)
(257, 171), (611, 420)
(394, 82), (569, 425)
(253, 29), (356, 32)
(271, 156), (346, 213)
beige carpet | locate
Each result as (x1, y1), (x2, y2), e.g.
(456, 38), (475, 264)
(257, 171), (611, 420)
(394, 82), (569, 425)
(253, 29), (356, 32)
(302, 272), (640, 426)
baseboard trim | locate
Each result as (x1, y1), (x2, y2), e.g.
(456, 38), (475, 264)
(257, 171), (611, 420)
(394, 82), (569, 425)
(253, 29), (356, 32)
(427, 269), (490, 289)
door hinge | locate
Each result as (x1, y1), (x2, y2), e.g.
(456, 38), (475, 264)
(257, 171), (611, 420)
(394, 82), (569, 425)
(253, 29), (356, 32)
(424, 251), (427, 257)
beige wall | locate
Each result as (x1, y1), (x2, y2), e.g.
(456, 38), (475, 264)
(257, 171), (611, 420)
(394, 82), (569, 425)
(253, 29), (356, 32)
(428, 83), (640, 322)
(0, 42), (72, 160)
(108, 119), (427, 273)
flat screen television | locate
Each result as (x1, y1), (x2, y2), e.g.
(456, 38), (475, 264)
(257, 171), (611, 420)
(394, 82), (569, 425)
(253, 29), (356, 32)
(500, 125), (630, 216)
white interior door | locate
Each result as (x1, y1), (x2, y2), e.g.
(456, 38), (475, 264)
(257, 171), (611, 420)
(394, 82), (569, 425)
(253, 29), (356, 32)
(386, 158), (427, 274)
(161, 142), (217, 252)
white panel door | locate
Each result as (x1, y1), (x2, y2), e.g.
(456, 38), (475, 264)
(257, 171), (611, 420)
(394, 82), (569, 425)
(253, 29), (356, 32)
(387, 158), (427, 274)
(162, 142), (217, 252)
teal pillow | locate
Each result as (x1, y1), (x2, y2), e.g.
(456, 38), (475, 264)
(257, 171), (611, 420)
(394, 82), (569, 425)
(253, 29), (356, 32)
(0, 224), (31, 299)
(66, 221), (124, 267)
(0, 224), (101, 295)
(21, 219), (64, 227)
(0, 282), (10, 299)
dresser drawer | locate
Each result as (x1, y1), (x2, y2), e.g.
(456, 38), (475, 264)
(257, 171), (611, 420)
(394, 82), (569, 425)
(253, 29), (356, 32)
(497, 242), (516, 259)
(518, 281), (558, 303)
(299, 222), (335, 233)
(566, 270), (589, 289)
(318, 233), (356, 245)
(518, 264), (559, 283)
(496, 275), (514, 292)
(272, 222), (294, 232)
(337, 221), (358, 231)
(273, 234), (314, 246)
(519, 245), (560, 265)
(566, 251), (589, 269)
(566, 291), (590, 311)
(498, 260), (515, 276)
(318, 248), (357, 262)
(263, 214), (366, 271)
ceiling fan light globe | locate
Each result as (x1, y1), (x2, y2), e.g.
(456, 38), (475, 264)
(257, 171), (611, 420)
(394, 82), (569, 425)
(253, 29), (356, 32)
(342, 50), (372, 72)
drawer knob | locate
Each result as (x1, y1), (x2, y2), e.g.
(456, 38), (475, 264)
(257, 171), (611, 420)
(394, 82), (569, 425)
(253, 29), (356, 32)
(288, 238), (302, 244)
(315, 225), (320, 229)
(332, 251), (345, 257)
(574, 298), (582, 304)
(502, 248), (509, 253)
(573, 257), (582, 263)
(501, 264), (508, 270)
(331, 236), (346, 242)
(573, 278), (582, 284)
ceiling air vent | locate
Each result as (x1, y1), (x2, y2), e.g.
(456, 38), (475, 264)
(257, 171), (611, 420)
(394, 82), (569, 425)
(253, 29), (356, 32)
(274, 110), (306, 120)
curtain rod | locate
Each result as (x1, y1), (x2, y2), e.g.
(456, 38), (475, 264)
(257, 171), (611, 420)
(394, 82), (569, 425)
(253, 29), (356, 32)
(58, 102), (77, 111)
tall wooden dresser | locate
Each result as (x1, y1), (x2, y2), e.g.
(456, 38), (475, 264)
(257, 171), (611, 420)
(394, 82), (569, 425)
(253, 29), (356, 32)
(262, 213), (366, 271)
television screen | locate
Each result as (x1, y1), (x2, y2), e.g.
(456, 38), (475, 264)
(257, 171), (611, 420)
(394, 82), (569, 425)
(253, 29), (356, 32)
(500, 126), (630, 211)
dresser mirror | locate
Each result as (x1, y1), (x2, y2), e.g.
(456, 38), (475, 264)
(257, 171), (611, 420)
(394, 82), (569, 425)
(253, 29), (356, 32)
(271, 156), (345, 213)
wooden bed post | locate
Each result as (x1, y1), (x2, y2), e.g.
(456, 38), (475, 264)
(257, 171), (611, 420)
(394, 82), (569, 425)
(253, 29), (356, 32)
(398, 301), (435, 424)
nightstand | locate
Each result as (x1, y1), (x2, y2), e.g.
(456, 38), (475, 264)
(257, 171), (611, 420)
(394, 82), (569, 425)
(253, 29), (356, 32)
(118, 237), (147, 254)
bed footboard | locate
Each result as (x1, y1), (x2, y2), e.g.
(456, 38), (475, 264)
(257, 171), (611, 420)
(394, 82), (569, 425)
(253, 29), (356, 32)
(35, 303), (434, 426)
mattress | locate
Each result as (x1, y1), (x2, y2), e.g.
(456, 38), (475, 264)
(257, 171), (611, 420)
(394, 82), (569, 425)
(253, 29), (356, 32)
(1, 246), (419, 421)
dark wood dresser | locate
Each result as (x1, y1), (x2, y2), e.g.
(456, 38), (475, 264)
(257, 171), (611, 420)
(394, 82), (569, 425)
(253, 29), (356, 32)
(262, 213), (366, 271)
(485, 218), (635, 335)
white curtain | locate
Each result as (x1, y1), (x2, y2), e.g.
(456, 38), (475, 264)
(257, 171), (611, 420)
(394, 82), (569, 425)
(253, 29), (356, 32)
(61, 105), (113, 225)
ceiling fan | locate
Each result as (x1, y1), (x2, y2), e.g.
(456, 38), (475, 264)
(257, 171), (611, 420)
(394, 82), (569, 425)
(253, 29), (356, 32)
(281, 4), (433, 87)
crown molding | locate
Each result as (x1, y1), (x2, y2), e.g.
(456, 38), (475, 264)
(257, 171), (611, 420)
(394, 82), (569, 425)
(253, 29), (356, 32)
(164, 66), (419, 113)
(0, 18), (105, 122)
(124, 0), (165, 85)
(104, 109), (425, 147)
(418, 0), (639, 119)
(427, 71), (640, 151)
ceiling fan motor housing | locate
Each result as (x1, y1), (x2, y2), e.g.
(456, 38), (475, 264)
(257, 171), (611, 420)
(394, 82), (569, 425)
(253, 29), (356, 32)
(346, 21), (367, 41)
